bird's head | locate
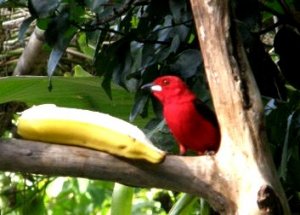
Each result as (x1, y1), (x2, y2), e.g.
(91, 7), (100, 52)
(142, 75), (195, 104)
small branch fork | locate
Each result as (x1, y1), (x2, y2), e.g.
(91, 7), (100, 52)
(189, 0), (290, 213)
(0, 138), (287, 214)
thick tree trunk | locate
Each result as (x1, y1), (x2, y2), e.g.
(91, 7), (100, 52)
(189, 0), (290, 214)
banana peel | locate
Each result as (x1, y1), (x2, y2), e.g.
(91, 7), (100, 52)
(17, 104), (166, 163)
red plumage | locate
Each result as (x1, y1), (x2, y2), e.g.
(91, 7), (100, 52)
(143, 75), (221, 155)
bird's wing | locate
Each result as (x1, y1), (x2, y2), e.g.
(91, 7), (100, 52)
(193, 99), (219, 129)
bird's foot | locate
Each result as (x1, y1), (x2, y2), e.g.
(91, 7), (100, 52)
(198, 150), (216, 156)
(179, 144), (187, 155)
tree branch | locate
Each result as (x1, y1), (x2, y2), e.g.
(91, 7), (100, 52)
(0, 138), (231, 212)
(13, 26), (48, 75)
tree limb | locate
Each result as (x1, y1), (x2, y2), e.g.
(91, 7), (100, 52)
(13, 26), (48, 75)
(0, 138), (229, 213)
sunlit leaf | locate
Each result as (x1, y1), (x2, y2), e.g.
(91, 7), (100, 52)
(73, 65), (93, 77)
(111, 184), (134, 215)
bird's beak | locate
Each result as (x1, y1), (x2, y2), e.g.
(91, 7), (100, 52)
(141, 83), (162, 92)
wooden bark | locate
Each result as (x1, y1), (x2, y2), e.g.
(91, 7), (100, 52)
(0, 139), (228, 212)
(189, 0), (290, 214)
(13, 26), (48, 75)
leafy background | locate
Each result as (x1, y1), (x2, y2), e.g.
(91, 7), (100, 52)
(1, 0), (300, 214)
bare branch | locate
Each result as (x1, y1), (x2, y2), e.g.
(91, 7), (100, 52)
(13, 27), (48, 75)
(0, 138), (230, 213)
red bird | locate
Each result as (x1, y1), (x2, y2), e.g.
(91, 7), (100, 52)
(142, 76), (220, 155)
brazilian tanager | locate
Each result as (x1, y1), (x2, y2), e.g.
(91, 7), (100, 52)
(142, 75), (221, 155)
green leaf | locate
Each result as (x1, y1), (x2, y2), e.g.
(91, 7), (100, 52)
(130, 41), (143, 73)
(279, 112), (295, 180)
(73, 65), (93, 77)
(77, 32), (95, 58)
(0, 76), (104, 110)
(29, 0), (59, 18)
(94, 27), (108, 63)
(47, 27), (77, 77)
(129, 92), (148, 122)
(262, 0), (285, 15)
(102, 74), (113, 100)
(84, 0), (108, 12)
(199, 198), (213, 215)
(21, 195), (46, 215)
(170, 49), (202, 78)
(0, 76), (150, 126)
(111, 183), (134, 215)
(44, 6), (78, 77)
(48, 46), (66, 77)
(18, 16), (36, 42)
(168, 193), (198, 215)
(169, 0), (187, 23)
(169, 34), (180, 53)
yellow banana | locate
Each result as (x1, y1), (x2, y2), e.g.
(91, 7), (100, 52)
(17, 104), (165, 163)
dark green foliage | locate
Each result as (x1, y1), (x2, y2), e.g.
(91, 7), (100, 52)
(265, 89), (300, 213)
(234, 0), (287, 100)
(28, 0), (59, 18)
(0, 174), (51, 215)
(18, 16), (36, 42)
(274, 27), (300, 90)
(0, 0), (26, 8)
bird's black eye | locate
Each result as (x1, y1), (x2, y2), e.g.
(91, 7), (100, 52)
(162, 79), (170, 86)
